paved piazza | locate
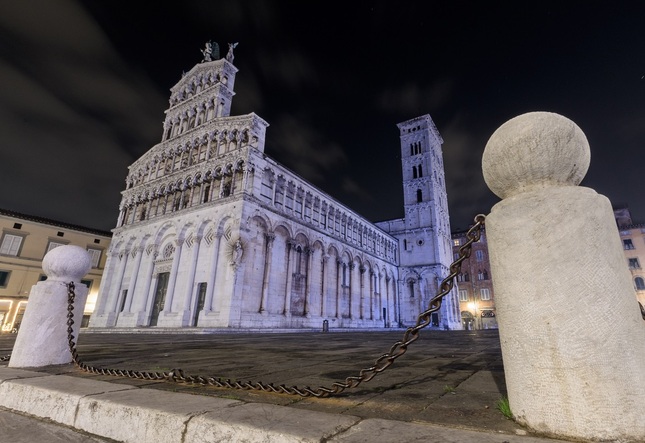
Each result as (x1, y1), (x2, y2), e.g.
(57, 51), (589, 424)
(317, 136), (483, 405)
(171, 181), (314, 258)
(0, 329), (526, 435)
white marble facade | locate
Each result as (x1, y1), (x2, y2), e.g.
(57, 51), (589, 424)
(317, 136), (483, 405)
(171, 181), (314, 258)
(89, 47), (459, 330)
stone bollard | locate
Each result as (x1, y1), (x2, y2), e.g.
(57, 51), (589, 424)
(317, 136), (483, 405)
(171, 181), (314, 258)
(482, 112), (645, 441)
(9, 245), (91, 368)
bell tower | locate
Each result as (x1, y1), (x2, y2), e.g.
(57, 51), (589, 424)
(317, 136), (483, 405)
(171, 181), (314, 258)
(377, 114), (459, 329)
(397, 115), (451, 251)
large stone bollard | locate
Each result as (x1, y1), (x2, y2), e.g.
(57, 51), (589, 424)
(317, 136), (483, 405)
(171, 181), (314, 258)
(483, 112), (645, 441)
(9, 245), (91, 368)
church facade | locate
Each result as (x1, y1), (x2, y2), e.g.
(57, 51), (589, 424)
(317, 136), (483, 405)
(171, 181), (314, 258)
(89, 45), (460, 330)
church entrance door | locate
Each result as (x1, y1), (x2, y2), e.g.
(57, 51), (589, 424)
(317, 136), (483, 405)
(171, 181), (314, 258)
(193, 282), (207, 326)
(150, 272), (169, 326)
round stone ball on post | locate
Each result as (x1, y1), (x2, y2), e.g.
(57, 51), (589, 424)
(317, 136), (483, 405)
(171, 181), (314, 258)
(482, 112), (645, 441)
(9, 245), (91, 368)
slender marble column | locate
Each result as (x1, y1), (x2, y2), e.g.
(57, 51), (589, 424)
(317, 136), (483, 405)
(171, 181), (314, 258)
(359, 266), (365, 319)
(283, 240), (294, 315)
(385, 276), (391, 326)
(163, 239), (184, 313)
(259, 234), (275, 313)
(335, 260), (341, 318)
(93, 250), (118, 315)
(204, 234), (222, 311)
(320, 255), (328, 317)
(348, 263), (354, 319)
(108, 249), (129, 313)
(304, 247), (313, 317)
(136, 245), (158, 314)
(182, 236), (202, 317)
(123, 246), (144, 312)
(369, 270), (374, 320)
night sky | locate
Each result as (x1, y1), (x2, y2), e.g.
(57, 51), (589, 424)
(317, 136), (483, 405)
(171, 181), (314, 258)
(1, 1), (644, 232)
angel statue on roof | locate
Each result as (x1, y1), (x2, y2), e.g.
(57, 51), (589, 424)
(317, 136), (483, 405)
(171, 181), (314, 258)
(226, 42), (239, 63)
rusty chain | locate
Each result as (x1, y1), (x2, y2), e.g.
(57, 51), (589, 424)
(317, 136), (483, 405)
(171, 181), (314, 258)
(61, 215), (486, 397)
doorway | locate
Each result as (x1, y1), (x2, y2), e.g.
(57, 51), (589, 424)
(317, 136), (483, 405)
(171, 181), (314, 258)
(193, 282), (207, 326)
(150, 272), (169, 326)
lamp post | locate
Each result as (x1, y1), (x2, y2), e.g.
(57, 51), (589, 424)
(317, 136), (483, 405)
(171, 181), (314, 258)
(468, 301), (479, 330)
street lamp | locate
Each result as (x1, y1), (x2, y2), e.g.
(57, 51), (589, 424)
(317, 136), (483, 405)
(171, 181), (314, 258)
(467, 301), (479, 330)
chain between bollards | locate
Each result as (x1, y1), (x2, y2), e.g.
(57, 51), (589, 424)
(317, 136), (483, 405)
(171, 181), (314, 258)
(65, 215), (486, 397)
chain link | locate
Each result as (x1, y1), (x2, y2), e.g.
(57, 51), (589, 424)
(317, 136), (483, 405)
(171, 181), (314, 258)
(63, 215), (486, 397)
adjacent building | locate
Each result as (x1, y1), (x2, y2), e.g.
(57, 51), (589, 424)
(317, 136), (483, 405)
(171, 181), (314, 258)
(89, 44), (459, 330)
(615, 206), (645, 308)
(450, 205), (645, 330)
(451, 228), (496, 329)
(0, 208), (111, 331)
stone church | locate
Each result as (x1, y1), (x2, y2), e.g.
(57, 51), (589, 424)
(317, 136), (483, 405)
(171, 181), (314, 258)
(89, 43), (460, 330)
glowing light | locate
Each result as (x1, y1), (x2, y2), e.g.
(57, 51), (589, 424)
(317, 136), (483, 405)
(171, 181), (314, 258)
(0, 299), (14, 331)
(3, 301), (27, 332)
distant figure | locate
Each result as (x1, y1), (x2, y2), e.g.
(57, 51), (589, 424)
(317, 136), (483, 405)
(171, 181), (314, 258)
(226, 42), (239, 63)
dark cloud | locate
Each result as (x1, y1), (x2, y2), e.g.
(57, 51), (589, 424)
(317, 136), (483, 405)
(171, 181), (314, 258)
(256, 51), (320, 91)
(268, 114), (348, 182)
(1, 0), (644, 232)
(0, 0), (165, 229)
(341, 177), (374, 203)
(440, 117), (499, 231)
(376, 80), (455, 115)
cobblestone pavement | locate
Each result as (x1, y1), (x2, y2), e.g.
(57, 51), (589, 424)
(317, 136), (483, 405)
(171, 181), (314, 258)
(0, 329), (536, 438)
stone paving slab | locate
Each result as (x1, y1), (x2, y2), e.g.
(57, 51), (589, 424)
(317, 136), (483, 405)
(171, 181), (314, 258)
(184, 403), (361, 443)
(0, 330), (576, 442)
(0, 369), (569, 443)
(0, 407), (114, 443)
(328, 418), (564, 443)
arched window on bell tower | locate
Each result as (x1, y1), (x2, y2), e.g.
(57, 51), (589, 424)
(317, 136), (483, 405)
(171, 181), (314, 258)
(418, 164), (423, 177)
(416, 189), (422, 203)
(412, 166), (417, 179)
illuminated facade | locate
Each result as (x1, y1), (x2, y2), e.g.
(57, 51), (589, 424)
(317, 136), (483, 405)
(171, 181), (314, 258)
(90, 45), (457, 330)
(0, 209), (111, 332)
(451, 206), (645, 330)
(451, 228), (497, 330)
(375, 116), (461, 330)
(615, 206), (645, 308)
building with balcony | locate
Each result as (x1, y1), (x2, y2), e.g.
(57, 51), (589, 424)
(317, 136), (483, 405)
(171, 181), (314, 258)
(0, 208), (111, 332)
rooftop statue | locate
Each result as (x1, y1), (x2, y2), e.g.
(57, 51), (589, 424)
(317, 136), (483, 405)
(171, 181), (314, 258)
(226, 42), (239, 63)
(201, 41), (220, 62)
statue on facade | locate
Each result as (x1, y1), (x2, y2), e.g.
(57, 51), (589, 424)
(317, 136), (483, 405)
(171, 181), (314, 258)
(226, 42), (238, 63)
(229, 238), (244, 268)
